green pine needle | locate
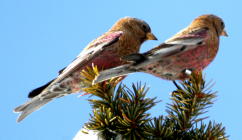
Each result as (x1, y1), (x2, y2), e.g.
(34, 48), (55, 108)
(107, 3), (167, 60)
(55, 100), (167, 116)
(80, 67), (227, 139)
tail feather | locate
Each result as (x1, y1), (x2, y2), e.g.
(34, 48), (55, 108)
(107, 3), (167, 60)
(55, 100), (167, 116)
(14, 96), (52, 122)
(93, 65), (134, 84)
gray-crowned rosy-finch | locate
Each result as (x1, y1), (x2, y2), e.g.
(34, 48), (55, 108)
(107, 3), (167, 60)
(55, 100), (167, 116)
(14, 17), (157, 122)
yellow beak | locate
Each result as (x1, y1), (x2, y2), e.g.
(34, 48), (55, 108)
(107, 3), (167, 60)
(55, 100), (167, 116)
(221, 29), (228, 37)
(146, 32), (158, 40)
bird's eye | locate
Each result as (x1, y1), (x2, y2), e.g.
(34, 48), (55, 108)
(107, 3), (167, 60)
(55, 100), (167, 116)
(142, 24), (150, 32)
(221, 21), (225, 28)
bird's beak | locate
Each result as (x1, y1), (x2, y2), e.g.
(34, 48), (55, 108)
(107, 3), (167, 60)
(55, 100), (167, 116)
(146, 32), (158, 40)
(220, 29), (228, 37)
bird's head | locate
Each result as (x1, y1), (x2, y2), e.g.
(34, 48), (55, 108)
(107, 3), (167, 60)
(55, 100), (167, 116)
(191, 14), (228, 37)
(110, 17), (157, 43)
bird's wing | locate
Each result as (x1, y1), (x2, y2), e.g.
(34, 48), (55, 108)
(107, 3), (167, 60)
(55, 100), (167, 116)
(143, 28), (208, 57)
(55, 31), (123, 83)
(121, 28), (208, 63)
(165, 27), (209, 44)
(93, 36), (206, 84)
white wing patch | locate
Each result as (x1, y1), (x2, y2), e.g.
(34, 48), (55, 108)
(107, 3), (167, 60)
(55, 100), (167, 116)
(165, 37), (204, 45)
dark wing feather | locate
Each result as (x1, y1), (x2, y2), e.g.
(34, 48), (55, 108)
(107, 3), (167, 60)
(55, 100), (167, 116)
(28, 79), (55, 98)
(121, 53), (147, 64)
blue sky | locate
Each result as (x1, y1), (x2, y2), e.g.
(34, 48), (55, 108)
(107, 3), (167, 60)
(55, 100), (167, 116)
(1, 0), (241, 139)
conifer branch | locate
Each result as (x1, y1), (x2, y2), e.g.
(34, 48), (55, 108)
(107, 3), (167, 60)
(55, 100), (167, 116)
(167, 72), (216, 131)
(79, 66), (228, 139)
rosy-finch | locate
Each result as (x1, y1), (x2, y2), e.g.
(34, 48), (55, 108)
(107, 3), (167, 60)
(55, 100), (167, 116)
(93, 14), (227, 84)
(14, 17), (157, 122)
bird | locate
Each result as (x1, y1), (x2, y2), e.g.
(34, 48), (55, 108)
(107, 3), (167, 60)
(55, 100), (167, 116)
(93, 14), (227, 84)
(14, 17), (157, 122)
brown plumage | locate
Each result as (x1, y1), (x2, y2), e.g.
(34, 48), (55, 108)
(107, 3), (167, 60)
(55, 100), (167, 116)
(14, 17), (157, 122)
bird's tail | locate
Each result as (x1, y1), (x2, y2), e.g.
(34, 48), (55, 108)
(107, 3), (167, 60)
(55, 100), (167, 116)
(13, 79), (57, 122)
(14, 95), (53, 122)
(93, 64), (134, 84)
